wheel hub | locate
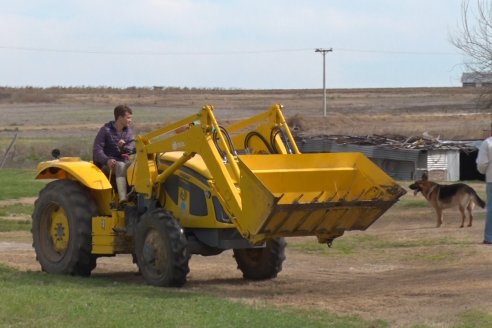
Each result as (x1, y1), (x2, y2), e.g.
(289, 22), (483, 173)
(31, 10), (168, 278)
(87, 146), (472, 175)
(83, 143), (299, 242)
(50, 207), (70, 252)
(143, 243), (156, 264)
(142, 229), (167, 273)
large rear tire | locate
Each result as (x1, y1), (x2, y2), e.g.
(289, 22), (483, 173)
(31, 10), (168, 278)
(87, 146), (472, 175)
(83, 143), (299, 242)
(135, 209), (190, 287)
(32, 180), (97, 276)
(233, 238), (286, 280)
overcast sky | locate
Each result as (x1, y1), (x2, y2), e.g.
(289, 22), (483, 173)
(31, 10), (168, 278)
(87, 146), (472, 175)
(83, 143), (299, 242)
(0, 0), (466, 89)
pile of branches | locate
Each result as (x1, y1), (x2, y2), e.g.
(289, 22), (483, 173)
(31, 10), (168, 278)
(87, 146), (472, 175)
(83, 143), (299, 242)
(320, 133), (476, 151)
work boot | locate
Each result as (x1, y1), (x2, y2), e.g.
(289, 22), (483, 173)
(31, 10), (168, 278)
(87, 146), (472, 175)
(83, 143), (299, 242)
(116, 176), (128, 203)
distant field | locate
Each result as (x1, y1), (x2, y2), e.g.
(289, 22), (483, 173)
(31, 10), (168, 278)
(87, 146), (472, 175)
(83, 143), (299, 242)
(0, 86), (489, 167)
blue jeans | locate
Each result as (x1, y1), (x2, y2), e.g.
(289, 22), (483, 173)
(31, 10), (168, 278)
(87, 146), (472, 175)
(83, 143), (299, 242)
(485, 183), (492, 242)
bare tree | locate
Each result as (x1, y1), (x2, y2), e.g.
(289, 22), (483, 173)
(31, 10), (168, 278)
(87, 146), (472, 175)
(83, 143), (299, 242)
(452, 0), (492, 108)
(453, 1), (492, 71)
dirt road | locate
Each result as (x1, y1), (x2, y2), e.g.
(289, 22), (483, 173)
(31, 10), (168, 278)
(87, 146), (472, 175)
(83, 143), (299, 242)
(1, 198), (491, 327)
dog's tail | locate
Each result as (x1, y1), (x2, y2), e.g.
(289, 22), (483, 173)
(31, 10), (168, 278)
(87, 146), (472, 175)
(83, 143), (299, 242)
(472, 189), (486, 208)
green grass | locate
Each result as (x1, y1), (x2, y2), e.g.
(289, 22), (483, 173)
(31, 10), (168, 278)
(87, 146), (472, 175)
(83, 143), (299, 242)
(0, 203), (33, 216)
(394, 197), (429, 208)
(454, 311), (492, 328)
(288, 235), (469, 257)
(0, 173), (488, 327)
(0, 169), (47, 200)
(0, 264), (387, 328)
(0, 136), (94, 168)
(0, 218), (31, 232)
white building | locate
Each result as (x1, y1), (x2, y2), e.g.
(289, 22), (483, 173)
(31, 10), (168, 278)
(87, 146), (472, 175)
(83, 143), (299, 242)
(461, 72), (492, 87)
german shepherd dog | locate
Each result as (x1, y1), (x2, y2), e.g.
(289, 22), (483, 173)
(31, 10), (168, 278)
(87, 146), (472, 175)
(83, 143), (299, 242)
(409, 173), (486, 228)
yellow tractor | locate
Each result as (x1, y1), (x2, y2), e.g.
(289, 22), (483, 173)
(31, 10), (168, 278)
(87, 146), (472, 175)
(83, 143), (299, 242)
(32, 104), (406, 287)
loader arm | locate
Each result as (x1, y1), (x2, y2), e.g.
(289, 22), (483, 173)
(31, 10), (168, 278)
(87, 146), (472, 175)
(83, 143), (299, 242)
(132, 105), (243, 218)
(227, 104), (300, 155)
(130, 104), (406, 245)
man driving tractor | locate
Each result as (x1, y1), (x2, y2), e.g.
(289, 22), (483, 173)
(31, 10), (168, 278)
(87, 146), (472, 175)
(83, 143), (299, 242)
(92, 104), (135, 204)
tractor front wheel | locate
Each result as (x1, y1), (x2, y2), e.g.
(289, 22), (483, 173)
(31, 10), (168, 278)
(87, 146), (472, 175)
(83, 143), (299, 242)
(135, 209), (190, 287)
(32, 180), (97, 276)
(233, 238), (286, 280)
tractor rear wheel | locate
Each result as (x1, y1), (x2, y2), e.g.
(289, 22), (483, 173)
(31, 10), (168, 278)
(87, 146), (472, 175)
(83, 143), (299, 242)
(233, 238), (286, 280)
(135, 209), (190, 287)
(32, 180), (97, 276)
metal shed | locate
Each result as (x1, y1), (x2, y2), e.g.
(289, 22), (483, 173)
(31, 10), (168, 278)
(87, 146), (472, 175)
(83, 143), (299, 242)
(296, 135), (480, 182)
(461, 72), (492, 87)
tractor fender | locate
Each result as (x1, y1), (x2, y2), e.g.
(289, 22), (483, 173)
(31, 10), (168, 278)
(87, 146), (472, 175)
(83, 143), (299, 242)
(35, 157), (112, 190)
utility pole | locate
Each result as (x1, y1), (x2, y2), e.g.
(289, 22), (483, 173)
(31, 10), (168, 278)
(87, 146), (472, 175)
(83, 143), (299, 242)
(315, 48), (333, 117)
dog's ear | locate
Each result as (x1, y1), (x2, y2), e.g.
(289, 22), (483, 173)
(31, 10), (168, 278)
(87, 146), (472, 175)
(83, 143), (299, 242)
(421, 172), (428, 181)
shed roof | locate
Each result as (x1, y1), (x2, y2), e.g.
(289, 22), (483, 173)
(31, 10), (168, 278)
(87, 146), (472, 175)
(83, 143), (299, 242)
(297, 133), (478, 152)
(461, 72), (492, 83)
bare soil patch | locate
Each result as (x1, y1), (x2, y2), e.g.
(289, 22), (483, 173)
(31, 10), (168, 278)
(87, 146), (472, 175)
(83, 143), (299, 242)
(0, 191), (491, 327)
(0, 197), (36, 207)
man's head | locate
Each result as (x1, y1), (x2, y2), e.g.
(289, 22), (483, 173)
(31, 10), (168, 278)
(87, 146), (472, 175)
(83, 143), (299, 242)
(114, 105), (133, 129)
(114, 105), (132, 120)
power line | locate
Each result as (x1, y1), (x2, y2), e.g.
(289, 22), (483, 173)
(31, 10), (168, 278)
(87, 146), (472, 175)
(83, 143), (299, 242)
(0, 45), (458, 56)
(335, 47), (457, 56)
(0, 45), (312, 56)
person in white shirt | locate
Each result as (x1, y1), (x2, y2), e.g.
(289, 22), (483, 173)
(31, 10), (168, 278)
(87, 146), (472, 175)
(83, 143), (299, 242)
(476, 134), (492, 244)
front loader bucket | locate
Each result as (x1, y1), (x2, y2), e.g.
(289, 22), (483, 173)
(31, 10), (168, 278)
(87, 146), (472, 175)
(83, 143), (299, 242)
(235, 153), (406, 244)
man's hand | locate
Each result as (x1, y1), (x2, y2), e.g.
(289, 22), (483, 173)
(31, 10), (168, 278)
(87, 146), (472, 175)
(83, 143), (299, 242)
(118, 139), (126, 148)
(107, 158), (116, 169)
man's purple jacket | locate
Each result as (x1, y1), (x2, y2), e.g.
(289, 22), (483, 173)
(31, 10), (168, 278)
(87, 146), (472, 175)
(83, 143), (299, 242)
(93, 121), (134, 168)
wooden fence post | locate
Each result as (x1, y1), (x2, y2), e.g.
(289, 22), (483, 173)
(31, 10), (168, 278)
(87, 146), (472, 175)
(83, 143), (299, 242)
(1, 132), (18, 169)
